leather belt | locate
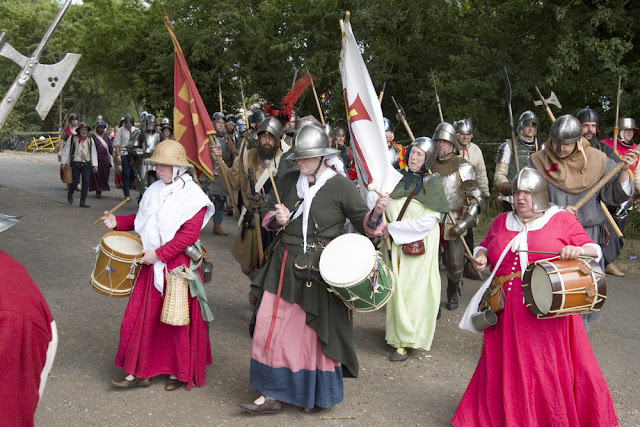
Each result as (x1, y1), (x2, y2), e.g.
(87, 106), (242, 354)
(491, 272), (520, 287)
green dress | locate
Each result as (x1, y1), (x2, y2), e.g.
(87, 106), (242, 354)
(385, 174), (449, 350)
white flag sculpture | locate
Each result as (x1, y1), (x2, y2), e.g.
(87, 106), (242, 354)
(339, 16), (402, 209)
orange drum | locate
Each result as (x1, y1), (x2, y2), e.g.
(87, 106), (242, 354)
(90, 231), (143, 298)
(522, 258), (606, 319)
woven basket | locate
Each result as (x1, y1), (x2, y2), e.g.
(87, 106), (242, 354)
(160, 265), (195, 326)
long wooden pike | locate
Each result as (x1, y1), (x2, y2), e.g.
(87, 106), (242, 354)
(208, 135), (240, 217)
(431, 69), (444, 123)
(503, 67), (520, 173)
(378, 80), (386, 105)
(218, 74), (223, 113)
(240, 78), (249, 129)
(305, 65), (325, 125)
(613, 76), (622, 153)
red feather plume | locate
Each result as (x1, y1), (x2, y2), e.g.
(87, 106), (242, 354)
(265, 73), (317, 122)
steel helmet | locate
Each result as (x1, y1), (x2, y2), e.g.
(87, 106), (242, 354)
(287, 124), (339, 160)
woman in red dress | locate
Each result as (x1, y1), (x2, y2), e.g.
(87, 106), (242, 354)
(452, 167), (617, 426)
(100, 140), (214, 391)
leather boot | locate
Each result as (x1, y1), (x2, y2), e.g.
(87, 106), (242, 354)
(213, 222), (228, 236)
(605, 263), (625, 277)
(446, 281), (461, 310)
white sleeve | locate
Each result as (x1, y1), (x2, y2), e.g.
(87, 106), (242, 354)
(387, 214), (439, 245)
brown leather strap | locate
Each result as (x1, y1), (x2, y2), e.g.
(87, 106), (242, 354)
(396, 189), (416, 222)
(491, 272), (520, 288)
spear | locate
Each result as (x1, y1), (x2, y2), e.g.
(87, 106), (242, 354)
(613, 76), (622, 153)
(378, 80), (386, 105)
(503, 67), (520, 173)
(305, 65), (325, 125)
(240, 78), (249, 130)
(218, 74), (223, 113)
(431, 69), (444, 123)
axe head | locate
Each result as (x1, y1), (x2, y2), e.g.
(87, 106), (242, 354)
(31, 52), (81, 120)
(533, 91), (562, 109)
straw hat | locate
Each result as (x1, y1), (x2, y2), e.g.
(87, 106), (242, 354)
(145, 140), (192, 167)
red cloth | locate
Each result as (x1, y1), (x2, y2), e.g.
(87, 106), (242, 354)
(452, 212), (618, 427)
(602, 138), (639, 182)
(0, 250), (55, 427)
(113, 208), (211, 390)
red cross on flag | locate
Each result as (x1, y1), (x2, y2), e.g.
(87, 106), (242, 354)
(339, 18), (402, 208)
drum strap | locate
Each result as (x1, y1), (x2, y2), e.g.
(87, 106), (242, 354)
(491, 272), (520, 288)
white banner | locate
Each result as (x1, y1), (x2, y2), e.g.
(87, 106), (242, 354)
(340, 20), (402, 209)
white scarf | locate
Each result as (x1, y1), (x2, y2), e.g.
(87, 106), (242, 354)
(134, 168), (214, 294)
(291, 166), (337, 253)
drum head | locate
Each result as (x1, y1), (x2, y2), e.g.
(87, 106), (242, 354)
(320, 234), (376, 288)
(531, 264), (553, 315)
(104, 234), (143, 256)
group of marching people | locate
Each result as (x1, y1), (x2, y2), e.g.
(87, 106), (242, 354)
(92, 101), (637, 426)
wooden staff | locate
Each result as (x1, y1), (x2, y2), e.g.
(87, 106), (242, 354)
(305, 65), (325, 125)
(572, 146), (640, 210)
(267, 168), (285, 230)
(94, 197), (130, 225)
(208, 135), (240, 218)
(613, 76), (622, 153)
(600, 201), (623, 238)
(517, 249), (596, 259)
(535, 86), (556, 121)
(378, 81), (386, 105)
(367, 184), (393, 253)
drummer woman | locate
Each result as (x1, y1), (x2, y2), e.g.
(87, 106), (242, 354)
(452, 167), (617, 426)
(100, 140), (214, 391)
(383, 137), (449, 361)
(239, 124), (387, 414)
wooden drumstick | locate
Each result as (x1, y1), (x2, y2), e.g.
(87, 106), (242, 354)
(267, 168), (286, 230)
(517, 249), (596, 258)
(367, 183), (385, 198)
(94, 197), (130, 225)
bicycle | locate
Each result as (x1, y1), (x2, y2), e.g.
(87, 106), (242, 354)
(27, 135), (61, 152)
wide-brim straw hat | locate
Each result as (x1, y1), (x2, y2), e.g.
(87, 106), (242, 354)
(145, 139), (193, 168)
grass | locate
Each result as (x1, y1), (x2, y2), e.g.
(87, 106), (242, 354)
(474, 199), (640, 276)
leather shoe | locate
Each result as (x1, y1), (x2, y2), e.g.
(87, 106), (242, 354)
(390, 347), (411, 362)
(605, 263), (625, 277)
(238, 397), (283, 414)
(165, 377), (185, 391)
(79, 201), (90, 208)
(111, 377), (152, 388)
(67, 194), (73, 205)
(213, 223), (228, 236)
(446, 293), (459, 310)
(303, 406), (324, 414)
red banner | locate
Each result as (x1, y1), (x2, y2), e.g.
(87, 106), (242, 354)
(163, 15), (214, 179)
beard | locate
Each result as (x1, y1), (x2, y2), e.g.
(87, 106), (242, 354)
(257, 143), (278, 160)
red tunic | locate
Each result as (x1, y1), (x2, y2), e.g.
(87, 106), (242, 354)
(0, 250), (55, 427)
(602, 138), (639, 182)
(452, 212), (617, 427)
(113, 209), (211, 389)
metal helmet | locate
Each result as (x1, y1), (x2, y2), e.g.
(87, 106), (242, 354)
(124, 114), (134, 126)
(618, 117), (639, 131)
(288, 124), (339, 160)
(294, 115), (322, 131)
(212, 112), (225, 122)
(145, 113), (156, 131)
(94, 120), (108, 129)
(161, 117), (171, 125)
(432, 122), (459, 150)
(322, 124), (335, 140)
(511, 167), (550, 213)
(454, 118), (473, 135)
(139, 111), (148, 124)
(225, 113), (236, 123)
(549, 115), (582, 153)
(334, 126), (346, 137)
(0, 214), (23, 233)
(576, 107), (599, 127)
(249, 109), (266, 125)
(405, 137), (437, 171)
(383, 117), (393, 132)
(517, 110), (539, 131)
(68, 113), (78, 122)
(257, 116), (283, 141)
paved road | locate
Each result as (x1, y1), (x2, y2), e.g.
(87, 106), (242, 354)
(1, 151), (639, 426)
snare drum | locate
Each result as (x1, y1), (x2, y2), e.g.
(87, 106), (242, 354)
(319, 234), (395, 312)
(522, 258), (606, 319)
(90, 231), (143, 298)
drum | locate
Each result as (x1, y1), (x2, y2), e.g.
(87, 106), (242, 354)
(319, 234), (395, 312)
(90, 231), (143, 298)
(522, 257), (606, 319)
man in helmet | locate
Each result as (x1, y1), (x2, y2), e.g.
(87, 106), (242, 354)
(599, 116), (640, 276)
(577, 108), (617, 160)
(430, 122), (485, 310)
(245, 109), (266, 149)
(132, 113), (161, 197)
(494, 111), (541, 212)
(225, 113), (240, 147)
(454, 118), (490, 281)
(335, 126), (356, 179)
(276, 115), (321, 182)
(529, 115), (636, 330)
(384, 117), (407, 170)
(220, 117), (285, 279)
(113, 114), (136, 200)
